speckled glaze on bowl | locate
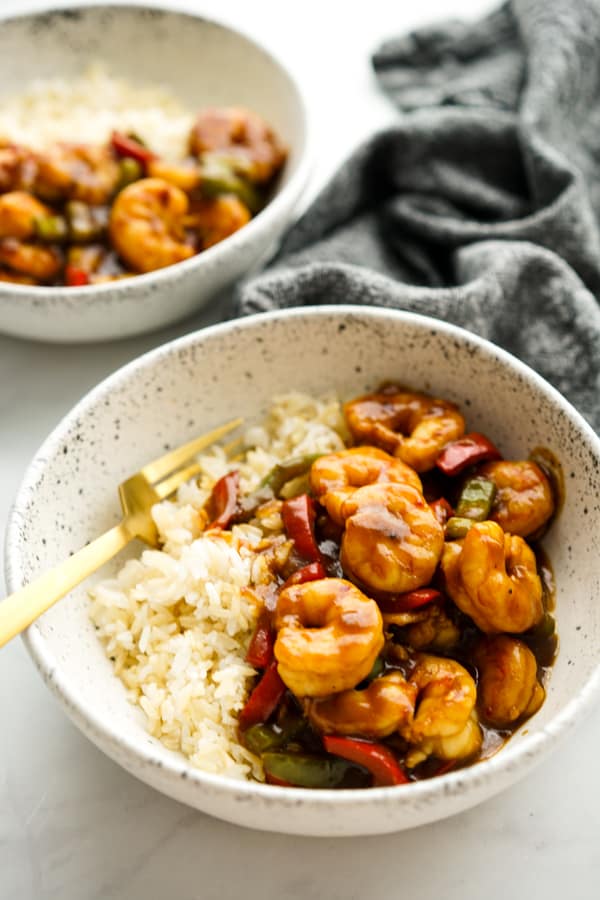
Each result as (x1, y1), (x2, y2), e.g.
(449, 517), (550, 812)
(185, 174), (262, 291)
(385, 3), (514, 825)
(0, 5), (311, 343)
(5, 307), (600, 835)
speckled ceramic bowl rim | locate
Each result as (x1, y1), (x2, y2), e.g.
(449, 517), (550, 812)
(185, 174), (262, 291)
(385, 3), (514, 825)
(0, 2), (313, 304)
(6, 306), (600, 811)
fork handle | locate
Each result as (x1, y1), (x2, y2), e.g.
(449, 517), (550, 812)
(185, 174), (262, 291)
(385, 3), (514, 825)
(0, 522), (132, 648)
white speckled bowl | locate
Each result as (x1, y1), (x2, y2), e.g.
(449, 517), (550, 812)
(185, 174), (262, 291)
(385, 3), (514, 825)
(0, 5), (311, 343)
(5, 307), (600, 835)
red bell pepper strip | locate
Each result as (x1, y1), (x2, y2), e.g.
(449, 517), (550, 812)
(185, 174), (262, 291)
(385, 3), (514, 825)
(281, 494), (322, 563)
(282, 561), (327, 589)
(434, 759), (457, 777)
(111, 130), (157, 166)
(377, 587), (442, 614)
(430, 497), (454, 527)
(246, 609), (274, 668)
(65, 265), (90, 287)
(323, 736), (409, 786)
(207, 470), (240, 529)
(239, 660), (286, 730)
(248, 561), (327, 669)
(435, 433), (502, 477)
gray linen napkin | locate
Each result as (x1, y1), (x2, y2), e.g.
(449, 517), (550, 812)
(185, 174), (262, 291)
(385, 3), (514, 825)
(235, 0), (600, 431)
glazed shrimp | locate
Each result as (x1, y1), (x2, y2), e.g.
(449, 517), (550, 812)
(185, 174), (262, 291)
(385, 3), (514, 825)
(274, 578), (384, 697)
(401, 602), (460, 652)
(185, 194), (251, 250)
(189, 107), (287, 183)
(0, 267), (37, 284)
(344, 386), (465, 473)
(306, 672), (417, 739)
(400, 654), (482, 762)
(310, 446), (422, 525)
(473, 635), (545, 727)
(411, 713), (482, 764)
(147, 158), (201, 193)
(340, 483), (444, 593)
(441, 521), (543, 633)
(109, 178), (195, 273)
(0, 143), (37, 192)
(0, 238), (61, 281)
(0, 191), (53, 239)
(35, 143), (120, 204)
(478, 460), (554, 537)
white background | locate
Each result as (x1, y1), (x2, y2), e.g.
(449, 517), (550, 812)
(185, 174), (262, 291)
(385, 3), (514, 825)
(1, 1), (599, 898)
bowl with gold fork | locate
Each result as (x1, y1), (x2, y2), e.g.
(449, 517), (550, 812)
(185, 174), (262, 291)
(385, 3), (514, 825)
(5, 306), (600, 835)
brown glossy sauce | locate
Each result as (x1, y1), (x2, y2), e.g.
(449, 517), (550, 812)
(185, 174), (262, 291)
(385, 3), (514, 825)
(238, 442), (562, 787)
(242, 524), (560, 785)
(529, 446), (565, 521)
(525, 544), (559, 674)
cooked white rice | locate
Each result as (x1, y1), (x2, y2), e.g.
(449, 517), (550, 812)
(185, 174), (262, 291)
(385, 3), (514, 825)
(89, 393), (348, 780)
(0, 64), (194, 160)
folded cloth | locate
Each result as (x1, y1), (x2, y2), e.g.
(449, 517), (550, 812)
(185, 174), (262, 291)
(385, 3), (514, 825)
(235, 0), (600, 432)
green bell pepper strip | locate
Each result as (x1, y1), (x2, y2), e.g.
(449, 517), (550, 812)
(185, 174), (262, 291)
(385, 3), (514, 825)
(34, 214), (68, 243)
(232, 454), (321, 523)
(243, 709), (306, 755)
(265, 773), (294, 787)
(199, 153), (262, 213)
(323, 736), (409, 786)
(455, 476), (497, 521)
(260, 453), (322, 497)
(117, 156), (143, 189)
(242, 723), (286, 755)
(261, 752), (359, 789)
(531, 610), (556, 638)
(445, 516), (476, 540)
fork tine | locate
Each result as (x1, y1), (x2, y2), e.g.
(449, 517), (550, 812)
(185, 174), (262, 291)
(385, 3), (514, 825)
(140, 418), (243, 484)
(153, 462), (203, 500)
(222, 435), (245, 458)
(152, 431), (246, 501)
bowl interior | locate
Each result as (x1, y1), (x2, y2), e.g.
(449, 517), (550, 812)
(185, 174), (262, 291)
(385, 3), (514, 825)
(6, 307), (600, 831)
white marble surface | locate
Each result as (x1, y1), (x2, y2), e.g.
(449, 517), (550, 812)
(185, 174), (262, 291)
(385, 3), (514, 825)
(1, 0), (599, 897)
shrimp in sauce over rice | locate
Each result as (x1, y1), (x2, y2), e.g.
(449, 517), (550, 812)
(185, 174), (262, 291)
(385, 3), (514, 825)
(92, 388), (560, 788)
(0, 81), (286, 287)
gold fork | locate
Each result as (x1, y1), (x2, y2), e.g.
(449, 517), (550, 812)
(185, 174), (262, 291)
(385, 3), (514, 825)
(0, 417), (243, 649)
